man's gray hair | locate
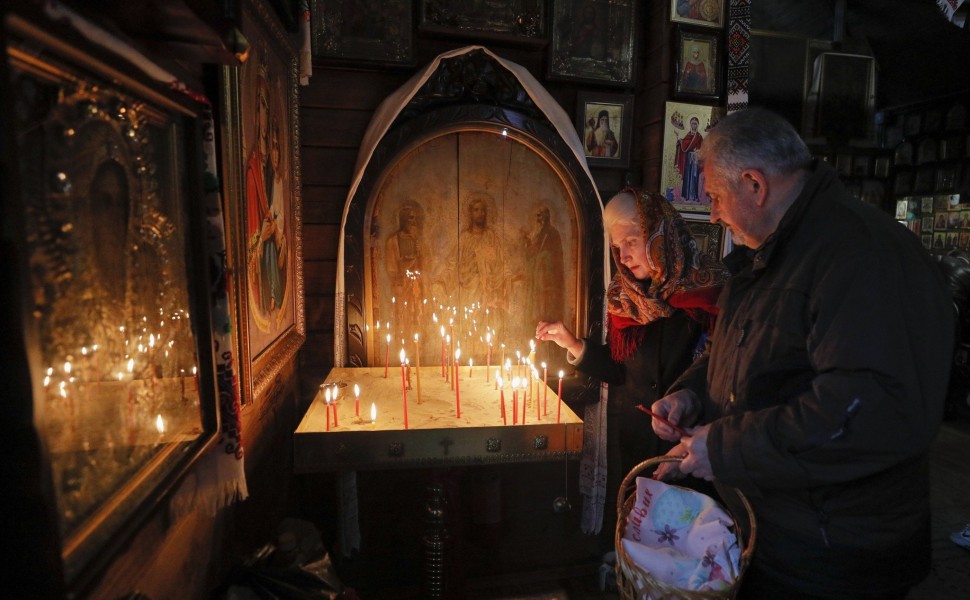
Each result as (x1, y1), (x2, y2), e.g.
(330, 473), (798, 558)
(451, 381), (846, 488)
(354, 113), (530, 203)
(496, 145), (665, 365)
(698, 108), (812, 186)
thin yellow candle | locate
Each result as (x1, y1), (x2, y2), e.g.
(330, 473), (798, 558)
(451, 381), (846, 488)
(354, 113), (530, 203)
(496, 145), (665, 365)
(414, 333), (423, 404)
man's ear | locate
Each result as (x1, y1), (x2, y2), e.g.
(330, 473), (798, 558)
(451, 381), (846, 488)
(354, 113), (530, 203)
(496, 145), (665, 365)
(740, 169), (769, 206)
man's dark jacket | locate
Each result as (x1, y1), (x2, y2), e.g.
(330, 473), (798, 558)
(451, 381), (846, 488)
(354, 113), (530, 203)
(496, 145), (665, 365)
(674, 160), (954, 595)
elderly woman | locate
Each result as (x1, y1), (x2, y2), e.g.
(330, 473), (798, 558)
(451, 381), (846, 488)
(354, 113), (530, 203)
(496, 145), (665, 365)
(536, 187), (728, 539)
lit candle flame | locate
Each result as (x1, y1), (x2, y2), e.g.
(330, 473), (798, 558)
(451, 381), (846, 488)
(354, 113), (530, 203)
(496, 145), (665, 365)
(325, 388), (332, 403)
(559, 370), (564, 378)
(332, 385), (338, 401)
(371, 402), (377, 422)
(400, 348), (406, 364)
(127, 358), (134, 374)
(455, 348), (461, 360)
(156, 414), (165, 433)
(496, 374), (503, 387)
(354, 384), (360, 398)
(64, 361), (72, 375)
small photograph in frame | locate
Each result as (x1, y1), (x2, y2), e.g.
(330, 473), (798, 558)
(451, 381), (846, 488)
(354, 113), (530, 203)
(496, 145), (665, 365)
(310, 0), (414, 65)
(660, 101), (726, 212)
(674, 27), (721, 101)
(875, 156), (892, 178)
(948, 210), (962, 229)
(418, 0), (546, 43)
(577, 91), (634, 169)
(937, 166), (958, 192)
(671, 0), (725, 28)
(548, 0), (637, 85)
(895, 199), (909, 220)
(683, 213), (732, 259)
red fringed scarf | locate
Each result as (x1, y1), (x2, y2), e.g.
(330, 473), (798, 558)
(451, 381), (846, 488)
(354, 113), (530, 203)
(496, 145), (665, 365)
(608, 287), (721, 363)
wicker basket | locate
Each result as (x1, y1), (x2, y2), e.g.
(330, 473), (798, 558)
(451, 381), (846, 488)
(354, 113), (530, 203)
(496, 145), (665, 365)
(614, 457), (756, 600)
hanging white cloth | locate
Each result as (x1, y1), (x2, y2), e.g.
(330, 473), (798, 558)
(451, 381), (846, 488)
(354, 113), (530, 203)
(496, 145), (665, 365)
(331, 45), (612, 549)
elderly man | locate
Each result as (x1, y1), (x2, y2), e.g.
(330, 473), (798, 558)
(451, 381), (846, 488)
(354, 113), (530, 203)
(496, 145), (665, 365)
(650, 108), (954, 598)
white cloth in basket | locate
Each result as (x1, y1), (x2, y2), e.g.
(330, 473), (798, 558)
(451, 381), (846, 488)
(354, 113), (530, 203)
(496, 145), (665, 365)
(621, 477), (741, 592)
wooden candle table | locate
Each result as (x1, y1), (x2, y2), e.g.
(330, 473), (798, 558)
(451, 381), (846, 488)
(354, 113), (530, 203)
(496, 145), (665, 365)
(294, 367), (583, 472)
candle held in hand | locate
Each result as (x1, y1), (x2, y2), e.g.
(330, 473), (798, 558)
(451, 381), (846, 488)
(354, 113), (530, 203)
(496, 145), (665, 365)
(635, 405), (689, 437)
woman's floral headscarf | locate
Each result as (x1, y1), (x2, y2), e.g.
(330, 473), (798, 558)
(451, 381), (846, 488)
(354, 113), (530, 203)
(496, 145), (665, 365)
(606, 187), (729, 361)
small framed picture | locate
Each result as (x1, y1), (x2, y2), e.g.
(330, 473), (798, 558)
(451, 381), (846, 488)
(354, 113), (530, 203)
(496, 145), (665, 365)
(921, 234), (933, 249)
(895, 199), (909, 220)
(875, 156), (891, 179)
(673, 27), (721, 101)
(922, 216), (935, 232)
(922, 196), (935, 215)
(670, 0), (724, 28)
(660, 101), (726, 212)
(548, 0), (637, 85)
(933, 231), (946, 250)
(576, 91), (634, 169)
(311, 0), (414, 66)
(682, 213), (732, 259)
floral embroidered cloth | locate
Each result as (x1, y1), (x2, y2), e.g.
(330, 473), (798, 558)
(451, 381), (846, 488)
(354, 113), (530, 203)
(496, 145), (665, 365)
(621, 477), (741, 592)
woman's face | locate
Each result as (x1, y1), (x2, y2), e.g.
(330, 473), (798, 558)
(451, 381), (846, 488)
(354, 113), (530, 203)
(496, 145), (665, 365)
(609, 221), (656, 281)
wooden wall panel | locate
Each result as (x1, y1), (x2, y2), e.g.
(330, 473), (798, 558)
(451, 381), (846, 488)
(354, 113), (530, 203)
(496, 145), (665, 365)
(302, 185), (348, 224)
(301, 147), (357, 186)
(301, 108), (372, 149)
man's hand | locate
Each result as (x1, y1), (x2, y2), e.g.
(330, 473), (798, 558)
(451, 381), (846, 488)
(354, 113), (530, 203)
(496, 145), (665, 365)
(650, 389), (699, 441)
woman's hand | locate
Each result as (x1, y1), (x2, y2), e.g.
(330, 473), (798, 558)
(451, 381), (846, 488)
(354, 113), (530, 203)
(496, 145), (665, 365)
(535, 320), (583, 357)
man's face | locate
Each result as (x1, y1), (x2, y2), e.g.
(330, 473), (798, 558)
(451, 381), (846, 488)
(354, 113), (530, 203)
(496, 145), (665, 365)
(535, 209), (548, 228)
(705, 163), (755, 248)
(471, 201), (486, 227)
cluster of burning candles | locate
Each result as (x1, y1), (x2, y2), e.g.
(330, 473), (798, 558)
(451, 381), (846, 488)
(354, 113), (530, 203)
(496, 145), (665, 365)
(43, 317), (198, 439)
(318, 332), (567, 432)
